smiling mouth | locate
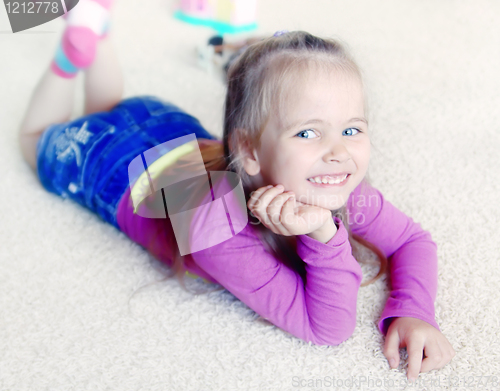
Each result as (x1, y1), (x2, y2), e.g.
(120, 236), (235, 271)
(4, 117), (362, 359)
(307, 174), (350, 185)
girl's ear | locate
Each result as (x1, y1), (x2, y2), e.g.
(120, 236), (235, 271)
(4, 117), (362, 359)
(238, 139), (260, 176)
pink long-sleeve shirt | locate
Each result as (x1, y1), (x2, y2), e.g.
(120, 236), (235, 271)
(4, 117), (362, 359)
(116, 173), (440, 346)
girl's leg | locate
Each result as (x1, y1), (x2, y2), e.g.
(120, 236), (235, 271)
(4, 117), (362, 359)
(83, 35), (123, 115)
(19, 0), (118, 172)
(18, 69), (77, 171)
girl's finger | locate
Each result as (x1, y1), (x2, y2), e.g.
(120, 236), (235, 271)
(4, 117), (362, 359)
(420, 342), (442, 373)
(383, 328), (401, 369)
(250, 185), (285, 228)
(267, 192), (295, 235)
(247, 185), (273, 210)
(406, 338), (424, 381)
(261, 192), (289, 233)
(279, 195), (297, 233)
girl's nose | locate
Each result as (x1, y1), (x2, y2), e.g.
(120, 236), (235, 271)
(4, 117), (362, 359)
(323, 142), (350, 163)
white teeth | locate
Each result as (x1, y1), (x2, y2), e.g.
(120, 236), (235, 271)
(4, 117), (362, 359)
(308, 174), (348, 184)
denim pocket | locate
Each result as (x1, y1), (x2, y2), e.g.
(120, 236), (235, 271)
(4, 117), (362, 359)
(36, 117), (114, 209)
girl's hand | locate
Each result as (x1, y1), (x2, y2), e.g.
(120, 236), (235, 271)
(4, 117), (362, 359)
(247, 184), (335, 240)
(384, 317), (455, 381)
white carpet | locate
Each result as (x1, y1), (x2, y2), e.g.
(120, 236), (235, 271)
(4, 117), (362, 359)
(1, 0), (500, 390)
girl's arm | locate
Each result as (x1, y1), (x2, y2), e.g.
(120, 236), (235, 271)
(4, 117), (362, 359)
(191, 216), (362, 346)
(347, 182), (440, 332)
(347, 181), (454, 378)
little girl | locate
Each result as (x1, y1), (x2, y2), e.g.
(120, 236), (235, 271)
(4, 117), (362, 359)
(18, 1), (454, 381)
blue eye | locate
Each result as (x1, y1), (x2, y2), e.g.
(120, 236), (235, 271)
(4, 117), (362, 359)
(296, 129), (317, 139)
(343, 128), (360, 136)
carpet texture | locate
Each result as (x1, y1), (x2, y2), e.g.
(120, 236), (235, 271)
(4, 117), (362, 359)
(1, 0), (499, 390)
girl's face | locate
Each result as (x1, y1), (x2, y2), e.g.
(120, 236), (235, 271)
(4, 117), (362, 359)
(243, 68), (370, 210)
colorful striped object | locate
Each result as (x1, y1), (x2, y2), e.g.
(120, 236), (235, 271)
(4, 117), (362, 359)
(174, 0), (257, 34)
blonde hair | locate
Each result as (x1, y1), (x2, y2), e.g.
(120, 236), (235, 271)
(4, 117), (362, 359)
(149, 31), (386, 293)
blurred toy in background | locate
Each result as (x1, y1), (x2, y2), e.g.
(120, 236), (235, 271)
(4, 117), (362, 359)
(197, 34), (264, 80)
(174, 1), (261, 80)
(174, 0), (258, 34)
